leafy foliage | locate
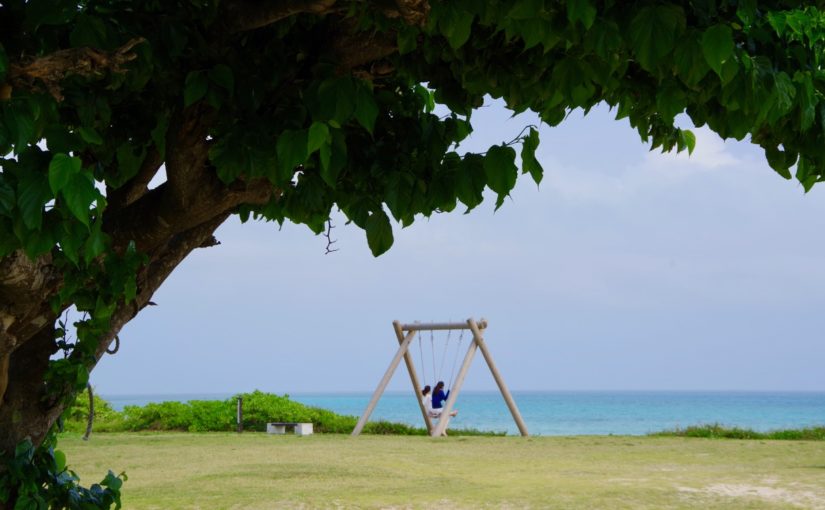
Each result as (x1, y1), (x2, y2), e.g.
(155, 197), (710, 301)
(0, 431), (125, 509)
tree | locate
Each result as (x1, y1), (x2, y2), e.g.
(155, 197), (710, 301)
(1, 0), (824, 506)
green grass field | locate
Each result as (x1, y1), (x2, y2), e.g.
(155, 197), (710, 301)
(59, 433), (825, 509)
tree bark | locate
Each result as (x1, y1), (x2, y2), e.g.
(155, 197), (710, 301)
(0, 323), (60, 454)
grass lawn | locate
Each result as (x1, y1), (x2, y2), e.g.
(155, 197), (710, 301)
(59, 432), (825, 509)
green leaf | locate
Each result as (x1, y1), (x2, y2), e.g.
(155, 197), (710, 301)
(78, 126), (103, 145)
(765, 146), (793, 179)
(275, 129), (308, 184)
(629, 5), (685, 71)
(673, 34), (710, 86)
(62, 173), (97, 226)
(508, 0), (544, 19)
(365, 208), (393, 256)
(151, 114), (170, 158)
(0, 44), (8, 82)
(397, 26), (418, 55)
(59, 219), (86, 265)
(0, 218), (19, 258)
(415, 85), (436, 113)
(75, 364), (89, 387)
(655, 81), (687, 122)
(319, 143), (332, 182)
(680, 129), (696, 155)
(320, 130), (346, 188)
(84, 220), (107, 264)
(208, 64), (234, 94)
(455, 154), (486, 211)
(484, 145), (518, 201)
(17, 169), (51, 230)
(521, 128), (543, 185)
(54, 450), (67, 472)
(20, 216), (56, 258)
(567, 0), (597, 29)
(307, 121), (330, 156)
(69, 14), (109, 49)
(440, 7), (474, 49)
(184, 71), (208, 107)
(24, 0), (77, 30)
(354, 84), (379, 134)
(5, 101), (36, 153)
(794, 72), (816, 132)
(317, 77), (355, 124)
(115, 143), (147, 187)
(701, 24), (734, 77)
(48, 153), (82, 194)
(0, 176), (14, 216)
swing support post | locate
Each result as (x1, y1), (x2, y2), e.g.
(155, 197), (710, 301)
(469, 319), (529, 436)
(393, 321), (434, 434)
(351, 328), (417, 436)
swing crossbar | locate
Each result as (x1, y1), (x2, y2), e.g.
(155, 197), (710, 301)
(400, 320), (487, 332)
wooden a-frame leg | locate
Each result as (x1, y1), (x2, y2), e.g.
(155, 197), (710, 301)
(352, 328), (417, 436)
(469, 318), (529, 437)
(393, 321), (434, 434)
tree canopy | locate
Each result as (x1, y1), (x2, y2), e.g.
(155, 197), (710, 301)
(2, 0), (825, 507)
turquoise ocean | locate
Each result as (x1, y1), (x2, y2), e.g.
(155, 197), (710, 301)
(101, 391), (825, 436)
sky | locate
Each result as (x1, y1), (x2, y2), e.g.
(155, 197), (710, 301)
(90, 100), (825, 395)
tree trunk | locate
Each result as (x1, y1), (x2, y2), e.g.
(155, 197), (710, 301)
(0, 323), (61, 456)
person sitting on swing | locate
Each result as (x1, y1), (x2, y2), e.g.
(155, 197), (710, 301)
(421, 385), (433, 412)
(430, 381), (458, 417)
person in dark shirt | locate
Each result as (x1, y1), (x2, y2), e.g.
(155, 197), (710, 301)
(431, 381), (449, 408)
(431, 381), (458, 417)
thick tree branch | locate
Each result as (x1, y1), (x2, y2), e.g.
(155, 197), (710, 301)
(388, 0), (430, 27)
(90, 213), (230, 363)
(222, 0), (338, 34)
(334, 28), (398, 75)
(120, 146), (164, 207)
(165, 106), (213, 210)
(6, 38), (144, 101)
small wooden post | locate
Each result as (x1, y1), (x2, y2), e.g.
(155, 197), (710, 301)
(393, 321), (434, 434)
(469, 319), (529, 437)
(236, 396), (243, 433)
(430, 321), (480, 437)
(352, 329), (417, 436)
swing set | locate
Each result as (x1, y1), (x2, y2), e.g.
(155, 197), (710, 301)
(352, 319), (529, 437)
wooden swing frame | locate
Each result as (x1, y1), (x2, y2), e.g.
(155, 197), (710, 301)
(352, 319), (529, 437)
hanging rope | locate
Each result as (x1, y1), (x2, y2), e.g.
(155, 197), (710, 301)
(82, 383), (94, 441)
(437, 327), (451, 382)
(106, 335), (120, 354)
(85, 335), (120, 441)
(447, 328), (464, 390)
(430, 327), (436, 385)
(417, 329), (426, 386)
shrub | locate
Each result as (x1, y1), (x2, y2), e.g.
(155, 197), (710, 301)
(61, 390), (503, 436)
(121, 401), (194, 431)
(189, 400), (236, 432)
(651, 423), (825, 440)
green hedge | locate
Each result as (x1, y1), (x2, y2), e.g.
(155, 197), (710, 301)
(651, 423), (825, 440)
(62, 390), (501, 436)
